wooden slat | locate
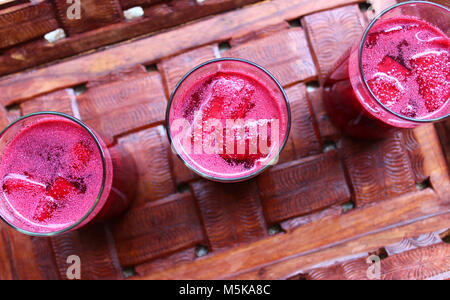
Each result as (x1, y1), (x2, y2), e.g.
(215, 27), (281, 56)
(339, 131), (417, 207)
(233, 213), (449, 279)
(224, 28), (317, 86)
(119, 0), (167, 10)
(0, 0), (363, 105)
(29, 237), (60, 280)
(0, 0), (29, 10)
(280, 205), (343, 232)
(167, 147), (199, 186)
(77, 66), (167, 142)
(229, 22), (290, 47)
(158, 44), (219, 97)
(403, 129), (427, 184)
(190, 180), (267, 251)
(285, 83), (322, 158)
(50, 224), (123, 280)
(136, 188), (448, 279)
(134, 247), (196, 277)
(5, 227), (54, 280)
(0, 1), (58, 49)
(110, 192), (204, 267)
(435, 120), (450, 173)
(20, 88), (76, 116)
(0, 0), (260, 77)
(257, 151), (350, 224)
(384, 232), (443, 256)
(118, 126), (176, 207)
(305, 243), (450, 280)
(306, 86), (341, 142)
(301, 5), (365, 82)
(0, 225), (14, 280)
(404, 124), (450, 199)
(53, 0), (123, 35)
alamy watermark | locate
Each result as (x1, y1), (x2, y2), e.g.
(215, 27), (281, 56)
(66, 0), (81, 20)
(66, 255), (81, 280)
(170, 116), (280, 162)
(366, 255), (381, 280)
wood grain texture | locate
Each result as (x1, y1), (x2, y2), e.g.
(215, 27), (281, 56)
(403, 129), (427, 184)
(0, 1), (58, 49)
(229, 22), (290, 48)
(190, 180), (267, 251)
(306, 86), (340, 142)
(29, 237), (60, 280)
(224, 28), (317, 86)
(118, 126), (176, 207)
(257, 151), (350, 224)
(134, 247), (197, 277)
(167, 147), (199, 186)
(233, 213), (449, 279)
(305, 243), (450, 280)
(0, 0), (364, 105)
(53, 0), (123, 35)
(158, 44), (219, 97)
(138, 188), (448, 279)
(50, 224), (123, 280)
(339, 131), (417, 207)
(110, 192), (204, 267)
(0, 0), (260, 77)
(0, 105), (11, 130)
(20, 88), (76, 116)
(78, 66), (166, 142)
(280, 205), (343, 232)
(409, 124), (450, 198)
(0, 225), (14, 280)
(384, 231), (444, 256)
(285, 83), (322, 158)
(435, 120), (450, 173)
(302, 5), (365, 82)
(3, 227), (51, 280)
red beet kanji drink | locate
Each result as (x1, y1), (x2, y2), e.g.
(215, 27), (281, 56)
(324, 1), (449, 139)
(167, 58), (291, 182)
(0, 112), (131, 236)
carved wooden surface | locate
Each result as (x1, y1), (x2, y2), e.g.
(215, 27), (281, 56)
(0, 0), (448, 280)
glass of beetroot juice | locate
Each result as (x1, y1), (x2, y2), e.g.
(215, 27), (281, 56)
(167, 58), (291, 182)
(0, 112), (128, 237)
(324, 1), (449, 139)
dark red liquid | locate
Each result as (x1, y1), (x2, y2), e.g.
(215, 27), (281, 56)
(0, 118), (106, 233)
(324, 16), (449, 139)
(0, 116), (137, 234)
(169, 70), (288, 179)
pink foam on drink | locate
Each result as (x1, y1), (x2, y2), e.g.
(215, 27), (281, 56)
(362, 16), (449, 118)
(170, 70), (287, 179)
(0, 117), (103, 233)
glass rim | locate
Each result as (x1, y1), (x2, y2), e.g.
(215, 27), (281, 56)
(359, 0), (450, 123)
(165, 57), (292, 183)
(0, 111), (108, 237)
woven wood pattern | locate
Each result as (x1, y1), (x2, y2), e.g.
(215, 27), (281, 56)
(0, 0), (449, 280)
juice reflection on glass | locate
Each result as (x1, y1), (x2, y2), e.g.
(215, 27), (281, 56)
(324, 1), (449, 139)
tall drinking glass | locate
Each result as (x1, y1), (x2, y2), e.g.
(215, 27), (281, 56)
(0, 112), (134, 236)
(167, 58), (291, 182)
(323, 1), (449, 139)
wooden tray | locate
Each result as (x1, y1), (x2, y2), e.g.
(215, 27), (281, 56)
(0, 0), (449, 280)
